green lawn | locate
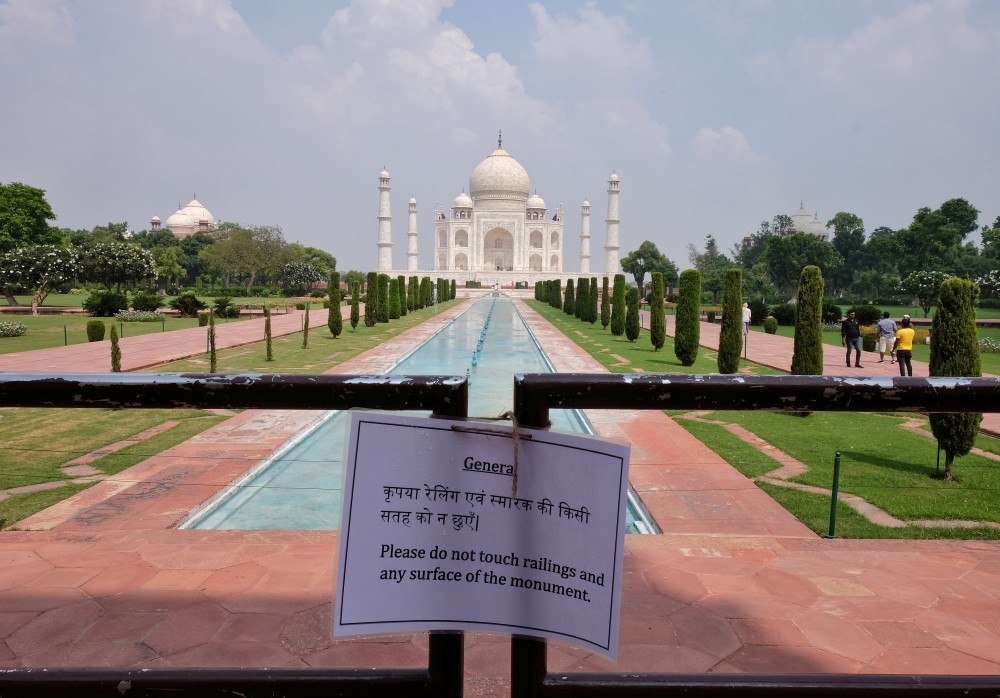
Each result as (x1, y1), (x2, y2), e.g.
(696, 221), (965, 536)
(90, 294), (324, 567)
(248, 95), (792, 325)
(528, 300), (1000, 540)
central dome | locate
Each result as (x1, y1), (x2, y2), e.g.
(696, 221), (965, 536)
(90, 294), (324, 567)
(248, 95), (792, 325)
(469, 147), (530, 201)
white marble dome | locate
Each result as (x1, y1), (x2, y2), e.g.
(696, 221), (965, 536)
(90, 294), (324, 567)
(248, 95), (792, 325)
(526, 192), (546, 209)
(453, 191), (473, 208)
(469, 147), (529, 201)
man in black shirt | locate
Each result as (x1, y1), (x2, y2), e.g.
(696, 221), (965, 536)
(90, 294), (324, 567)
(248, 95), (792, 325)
(841, 310), (862, 368)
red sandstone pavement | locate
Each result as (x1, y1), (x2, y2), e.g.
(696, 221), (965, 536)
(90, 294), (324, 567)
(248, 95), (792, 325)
(0, 300), (998, 695)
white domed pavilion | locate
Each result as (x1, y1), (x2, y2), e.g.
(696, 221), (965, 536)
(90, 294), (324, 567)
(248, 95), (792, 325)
(151, 196), (216, 239)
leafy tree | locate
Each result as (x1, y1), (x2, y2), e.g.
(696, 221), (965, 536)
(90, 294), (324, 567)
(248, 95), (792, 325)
(898, 270), (949, 317)
(0, 182), (59, 253)
(621, 240), (677, 293)
(0, 245), (79, 314)
(563, 278), (576, 315)
(328, 271), (342, 338)
(345, 270), (364, 294)
(976, 270), (1000, 296)
(624, 286), (640, 342)
(790, 266), (825, 375)
(827, 212), (865, 294)
(200, 223), (285, 293)
(929, 277), (982, 480)
(281, 261), (324, 291)
(78, 241), (156, 290)
(152, 246), (184, 291)
(364, 272), (378, 327)
(731, 228), (775, 269)
(649, 272), (665, 351)
(688, 235), (732, 303)
(717, 268), (743, 373)
(896, 198), (979, 277)
(674, 269), (701, 366)
(350, 280), (360, 331)
(610, 274), (626, 336)
(589, 277), (598, 323)
(763, 233), (843, 297)
(600, 276), (611, 328)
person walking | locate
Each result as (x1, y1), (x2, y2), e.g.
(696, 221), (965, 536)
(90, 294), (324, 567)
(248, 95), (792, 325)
(875, 311), (898, 363)
(841, 310), (863, 368)
(741, 302), (752, 336)
(893, 315), (916, 376)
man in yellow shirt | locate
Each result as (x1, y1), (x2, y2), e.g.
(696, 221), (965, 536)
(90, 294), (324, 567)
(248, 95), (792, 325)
(893, 315), (916, 376)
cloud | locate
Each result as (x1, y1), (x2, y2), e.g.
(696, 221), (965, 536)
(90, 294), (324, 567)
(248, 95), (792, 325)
(0, 0), (75, 50)
(692, 126), (754, 160)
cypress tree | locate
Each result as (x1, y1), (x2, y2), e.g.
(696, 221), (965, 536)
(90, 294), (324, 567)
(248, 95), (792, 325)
(717, 268), (744, 373)
(600, 276), (611, 329)
(264, 306), (274, 361)
(611, 274), (626, 336)
(421, 276), (433, 307)
(929, 277), (982, 480)
(396, 274), (409, 317)
(625, 286), (641, 342)
(790, 265), (824, 375)
(364, 272), (377, 327)
(575, 277), (587, 319)
(207, 309), (216, 372)
(550, 280), (562, 309)
(649, 272), (665, 351)
(564, 279), (576, 315)
(110, 324), (122, 372)
(535, 281), (543, 301)
(589, 277), (599, 324)
(450, 279), (456, 300)
(302, 303), (311, 348)
(388, 278), (401, 319)
(328, 271), (343, 338)
(377, 274), (390, 322)
(408, 275), (417, 310)
(674, 269), (701, 366)
(350, 280), (359, 331)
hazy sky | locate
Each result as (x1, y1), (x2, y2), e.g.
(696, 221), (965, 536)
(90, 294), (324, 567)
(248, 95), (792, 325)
(2, 0), (998, 273)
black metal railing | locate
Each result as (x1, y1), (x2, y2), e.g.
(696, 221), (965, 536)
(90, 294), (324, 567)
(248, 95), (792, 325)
(510, 372), (1000, 698)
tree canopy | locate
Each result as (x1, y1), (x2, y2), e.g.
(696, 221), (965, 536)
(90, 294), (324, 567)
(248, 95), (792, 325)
(0, 182), (60, 253)
(621, 240), (677, 292)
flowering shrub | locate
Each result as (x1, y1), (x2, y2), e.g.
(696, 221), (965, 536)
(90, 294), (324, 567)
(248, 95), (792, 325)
(980, 337), (1000, 353)
(0, 321), (27, 337)
(114, 310), (165, 322)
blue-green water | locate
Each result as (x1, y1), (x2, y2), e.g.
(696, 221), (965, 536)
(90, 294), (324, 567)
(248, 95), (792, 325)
(182, 298), (656, 533)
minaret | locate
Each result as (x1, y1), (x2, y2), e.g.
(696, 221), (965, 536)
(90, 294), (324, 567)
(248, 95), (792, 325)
(579, 199), (591, 273)
(407, 197), (419, 272)
(604, 172), (620, 273)
(377, 169), (393, 271)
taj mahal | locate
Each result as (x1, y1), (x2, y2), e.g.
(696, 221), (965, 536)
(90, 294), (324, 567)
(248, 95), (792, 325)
(376, 136), (621, 286)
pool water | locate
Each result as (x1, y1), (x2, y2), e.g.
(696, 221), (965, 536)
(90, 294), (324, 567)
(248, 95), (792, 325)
(182, 298), (657, 533)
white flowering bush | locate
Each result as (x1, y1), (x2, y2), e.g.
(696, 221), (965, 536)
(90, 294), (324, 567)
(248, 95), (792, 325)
(975, 270), (1000, 294)
(114, 310), (166, 322)
(0, 245), (80, 314)
(0, 321), (27, 337)
(980, 337), (1000, 354)
(898, 270), (950, 317)
(78, 241), (155, 289)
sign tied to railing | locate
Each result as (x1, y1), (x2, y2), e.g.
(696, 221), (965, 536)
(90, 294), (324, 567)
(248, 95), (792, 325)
(334, 411), (631, 657)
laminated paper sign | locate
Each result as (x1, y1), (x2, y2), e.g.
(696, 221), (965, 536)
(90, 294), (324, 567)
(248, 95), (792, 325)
(334, 411), (631, 657)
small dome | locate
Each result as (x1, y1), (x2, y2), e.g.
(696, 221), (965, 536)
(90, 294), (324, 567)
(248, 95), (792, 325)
(409, 197), (417, 204)
(526, 192), (546, 209)
(469, 147), (529, 201)
(608, 172), (619, 182)
(166, 209), (194, 230)
(582, 199), (590, 207)
(150, 215), (161, 222)
(453, 191), (473, 208)
(180, 198), (215, 226)
(380, 169), (390, 178)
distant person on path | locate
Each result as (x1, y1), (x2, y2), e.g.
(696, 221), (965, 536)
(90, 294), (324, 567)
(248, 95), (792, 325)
(742, 302), (751, 336)
(841, 310), (862, 368)
(876, 311), (898, 363)
(893, 315), (916, 377)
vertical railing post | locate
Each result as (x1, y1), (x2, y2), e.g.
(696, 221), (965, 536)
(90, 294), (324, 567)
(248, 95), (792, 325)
(825, 451), (842, 539)
(511, 376), (548, 698)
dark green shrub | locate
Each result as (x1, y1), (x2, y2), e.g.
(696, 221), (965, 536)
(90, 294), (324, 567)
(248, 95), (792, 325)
(86, 319), (106, 342)
(169, 291), (207, 318)
(861, 328), (878, 352)
(213, 295), (235, 317)
(350, 279), (360, 331)
(388, 278), (401, 319)
(706, 311), (716, 323)
(575, 277), (588, 320)
(310, 289), (325, 298)
(770, 303), (796, 325)
(365, 272), (378, 327)
(748, 298), (768, 326)
(264, 307), (273, 361)
(377, 274), (390, 322)
(847, 305), (881, 326)
(83, 290), (128, 317)
(563, 279), (576, 315)
(294, 302), (306, 310)
(198, 314), (209, 327)
(763, 316), (778, 334)
(790, 266), (825, 376)
(110, 325), (121, 372)
(328, 272), (343, 338)
(717, 268), (743, 374)
(674, 269), (702, 366)
(398, 276), (408, 317)
(929, 277), (982, 480)
(611, 274), (626, 336)
(131, 290), (165, 312)
(625, 287), (640, 342)
(589, 278), (598, 324)
(649, 272), (665, 351)
(821, 302), (842, 325)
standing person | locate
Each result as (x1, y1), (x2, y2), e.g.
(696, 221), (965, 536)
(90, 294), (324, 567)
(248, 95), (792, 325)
(841, 310), (862, 368)
(741, 302), (751, 336)
(893, 315), (916, 376)
(876, 311), (898, 363)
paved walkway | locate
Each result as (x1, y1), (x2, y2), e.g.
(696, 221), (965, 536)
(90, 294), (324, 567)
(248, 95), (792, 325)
(0, 301), (998, 695)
